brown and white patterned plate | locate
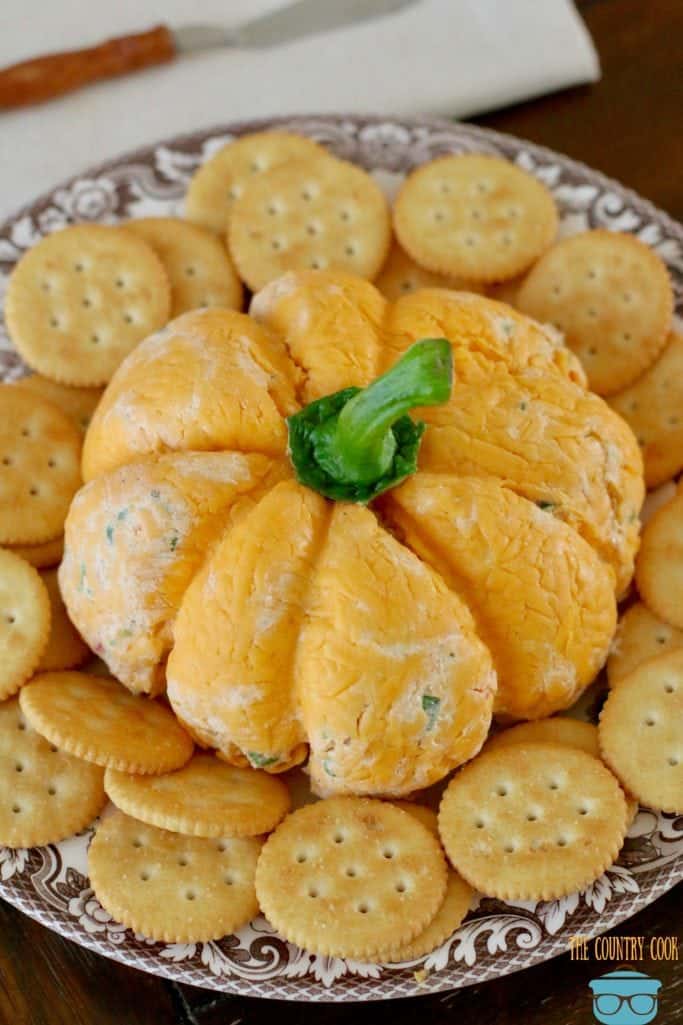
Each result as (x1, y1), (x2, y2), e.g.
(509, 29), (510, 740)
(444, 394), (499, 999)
(0, 115), (682, 1002)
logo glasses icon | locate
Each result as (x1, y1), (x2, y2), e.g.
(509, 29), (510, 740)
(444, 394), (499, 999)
(589, 970), (662, 1025)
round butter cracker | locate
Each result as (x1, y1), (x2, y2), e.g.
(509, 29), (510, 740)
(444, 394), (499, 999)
(5, 225), (171, 386)
(125, 217), (243, 317)
(636, 490), (683, 630)
(599, 649), (683, 813)
(20, 672), (193, 774)
(0, 386), (82, 545)
(255, 797), (448, 959)
(229, 155), (391, 291)
(517, 230), (673, 395)
(0, 548), (50, 701)
(38, 568), (90, 672)
(105, 753), (290, 837)
(0, 697), (105, 848)
(609, 331), (683, 487)
(393, 154), (558, 283)
(89, 809), (261, 943)
(439, 743), (628, 902)
(607, 602), (683, 686)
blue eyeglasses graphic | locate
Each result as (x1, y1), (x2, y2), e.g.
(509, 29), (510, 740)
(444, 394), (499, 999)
(589, 970), (662, 1025)
(594, 993), (658, 1016)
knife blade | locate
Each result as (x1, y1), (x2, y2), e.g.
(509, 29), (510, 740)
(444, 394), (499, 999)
(176, 0), (419, 52)
(0, 0), (420, 109)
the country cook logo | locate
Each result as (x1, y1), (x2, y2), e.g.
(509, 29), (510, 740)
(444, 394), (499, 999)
(589, 969), (662, 1024)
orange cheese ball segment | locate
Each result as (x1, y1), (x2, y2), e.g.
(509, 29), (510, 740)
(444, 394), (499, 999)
(383, 288), (588, 386)
(60, 451), (288, 695)
(382, 475), (617, 720)
(250, 270), (388, 403)
(168, 480), (320, 771)
(81, 308), (300, 482)
(384, 290), (643, 595)
(298, 499), (495, 796)
(167, 480), (495, 796)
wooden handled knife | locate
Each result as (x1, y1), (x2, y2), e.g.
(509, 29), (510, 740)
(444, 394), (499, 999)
(0, 0), (419, 109)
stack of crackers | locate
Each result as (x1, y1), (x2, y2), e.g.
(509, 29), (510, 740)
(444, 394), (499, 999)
(1, 130), (682, 962)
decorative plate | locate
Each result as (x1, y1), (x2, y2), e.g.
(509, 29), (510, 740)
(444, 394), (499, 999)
(0, 115), (682, 1002)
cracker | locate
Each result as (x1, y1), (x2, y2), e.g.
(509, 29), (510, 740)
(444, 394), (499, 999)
(393, 154), (557, 283)
(8, 535), (64, 569)
(88, 809), (261, 942)
(609, 331), (683, 487)
(0, 386), (82, 544)
(37, 568), (90, 672)
(607, 602), (683, 686)
(255, 797), (448, 959)
(438, 743), (627, 901)
(125, 218), (243, 317)
(599, 649), (683, 813)
(185, 130), (329, 234)
(104, 753), (290, 837)
(5, 225), (171, 386)
(12, 375), (103, 433)
(0, 548), (50, 701)
(636, 491), (683, 629)
(516, 230), (673, 395)
(375, 240), (482, 301)
(485, 718), (600, 758)
(0, 697), (105, 848)
(20, 672), (193, 774)
(228, 155), (391, 291)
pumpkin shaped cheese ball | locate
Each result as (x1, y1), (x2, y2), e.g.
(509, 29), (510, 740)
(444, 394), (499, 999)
(62, 273), (644, 797)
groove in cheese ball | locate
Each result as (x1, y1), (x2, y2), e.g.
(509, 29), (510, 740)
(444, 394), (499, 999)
(382, 475), (617, 720)
(167, 480), (496, 795)
(60, 451), (287, 694)
(81, 308), (300, 482)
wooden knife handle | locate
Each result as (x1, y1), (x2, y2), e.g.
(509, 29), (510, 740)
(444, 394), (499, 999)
(0, 25), (176, 109)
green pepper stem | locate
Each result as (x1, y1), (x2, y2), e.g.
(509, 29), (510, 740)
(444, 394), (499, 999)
(312, 339), (452, 485)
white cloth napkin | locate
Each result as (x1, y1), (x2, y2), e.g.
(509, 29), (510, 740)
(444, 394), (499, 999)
(0, 0), (599, 219)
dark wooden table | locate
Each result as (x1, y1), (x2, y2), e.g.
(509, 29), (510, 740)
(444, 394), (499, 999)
(1, 1), (682, 1022)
